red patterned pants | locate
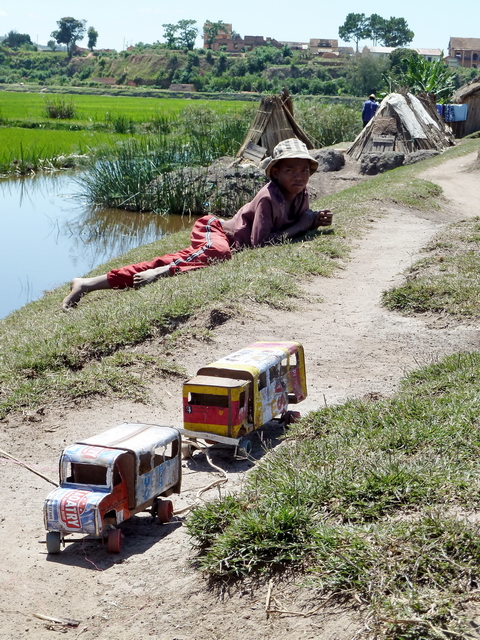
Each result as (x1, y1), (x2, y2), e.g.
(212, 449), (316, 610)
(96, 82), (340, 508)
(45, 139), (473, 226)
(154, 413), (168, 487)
(106, 216), (232, 289)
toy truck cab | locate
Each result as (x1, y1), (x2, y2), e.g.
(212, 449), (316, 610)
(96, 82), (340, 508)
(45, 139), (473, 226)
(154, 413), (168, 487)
(44, 423), (181, 554)
(181, 341), (307, 453)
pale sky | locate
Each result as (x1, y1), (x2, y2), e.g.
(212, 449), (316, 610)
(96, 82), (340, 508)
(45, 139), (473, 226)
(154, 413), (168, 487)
(0, 0), (477, 53)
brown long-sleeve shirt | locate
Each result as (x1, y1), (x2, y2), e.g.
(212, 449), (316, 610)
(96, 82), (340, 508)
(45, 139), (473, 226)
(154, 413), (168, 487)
(222, 181), (310, 250)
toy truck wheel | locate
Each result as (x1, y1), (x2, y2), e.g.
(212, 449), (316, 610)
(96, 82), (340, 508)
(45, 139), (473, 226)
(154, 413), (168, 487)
(237, 437), (252, 457)
(156, 500), (174, 524)
(46, 531), (61, 554)
(181, 442), (195, 459)
(107, 529), (122, 553)
(282, 410), (301, 426)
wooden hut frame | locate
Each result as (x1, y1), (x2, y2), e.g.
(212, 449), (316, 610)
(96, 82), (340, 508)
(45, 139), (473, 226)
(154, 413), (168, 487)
(237, 90), (313, 162)
(450, 76), (480, 137)
(347, 92), (455, 161)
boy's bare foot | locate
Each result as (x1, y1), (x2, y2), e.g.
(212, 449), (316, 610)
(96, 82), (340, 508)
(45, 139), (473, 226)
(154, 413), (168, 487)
(61, 275), (111, 310)
(62, 278), (89, 310)
(133, 265), (170, 287)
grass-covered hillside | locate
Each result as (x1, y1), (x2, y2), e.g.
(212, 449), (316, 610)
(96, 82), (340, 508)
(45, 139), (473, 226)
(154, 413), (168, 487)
(0, 45), (353, 96)
(1, 41), (477, 100)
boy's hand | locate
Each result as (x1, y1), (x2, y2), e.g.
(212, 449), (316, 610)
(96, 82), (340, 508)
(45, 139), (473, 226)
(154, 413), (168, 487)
(311, 209), (333, 229)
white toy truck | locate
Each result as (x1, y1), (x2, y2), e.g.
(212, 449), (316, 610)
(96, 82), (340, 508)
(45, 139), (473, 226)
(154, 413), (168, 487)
(44, 423), (182, 553)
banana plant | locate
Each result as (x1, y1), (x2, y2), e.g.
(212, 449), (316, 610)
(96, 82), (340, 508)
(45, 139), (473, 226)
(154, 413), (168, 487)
(385, 52), (456, 103)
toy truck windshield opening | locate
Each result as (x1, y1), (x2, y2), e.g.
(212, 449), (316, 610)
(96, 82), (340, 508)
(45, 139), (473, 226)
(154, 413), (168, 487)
(187, 391), (240, 408)
(65, 462), (113, 488)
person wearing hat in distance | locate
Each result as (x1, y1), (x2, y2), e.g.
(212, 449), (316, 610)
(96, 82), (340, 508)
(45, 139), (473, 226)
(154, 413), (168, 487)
(62, 138), (332, 309)
(362, 93), (379, 127)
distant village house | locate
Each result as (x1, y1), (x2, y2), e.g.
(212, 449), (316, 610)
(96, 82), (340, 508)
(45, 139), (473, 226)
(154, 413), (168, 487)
(448, 37), (480, 68)
(203, 22), (281, 52)
(309, 39), (339, 56)
(362, 46), (442, 62)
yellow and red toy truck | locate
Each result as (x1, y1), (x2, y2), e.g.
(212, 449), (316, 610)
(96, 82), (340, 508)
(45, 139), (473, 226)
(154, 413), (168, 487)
(43, 423), (182, 554)
(180, 341), (307, 455)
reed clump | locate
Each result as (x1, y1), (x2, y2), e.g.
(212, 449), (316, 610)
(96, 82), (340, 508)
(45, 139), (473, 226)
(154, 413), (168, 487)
(44, 96), (77, 119)
(79, 104), (258, 213)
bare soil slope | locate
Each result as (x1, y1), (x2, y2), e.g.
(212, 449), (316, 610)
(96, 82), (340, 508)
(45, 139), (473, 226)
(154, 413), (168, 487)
(2, 152), (480, 640)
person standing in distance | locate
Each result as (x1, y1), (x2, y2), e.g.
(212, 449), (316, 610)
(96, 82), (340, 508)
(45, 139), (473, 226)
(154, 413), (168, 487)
(362, 93), (379, 127)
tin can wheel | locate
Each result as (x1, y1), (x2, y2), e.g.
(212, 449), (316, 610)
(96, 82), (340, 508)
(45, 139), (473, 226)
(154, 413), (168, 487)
(282, 410), (301, 426)
(46, 531), (61, 554)
(181, 442), (196, 459)
(237, 437), (252, 457)
(156, 499), (174, 524)
(107, 528), (122, 553)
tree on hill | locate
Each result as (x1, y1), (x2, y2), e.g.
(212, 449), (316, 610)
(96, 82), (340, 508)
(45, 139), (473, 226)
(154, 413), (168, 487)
(87, 26), (98, 51)
(51, 17), (87, 58)
(4, 30), (32, 50)
(204, 21), (228, 49)
(340, 13), (414, 51)
(338, 13), (370, 53)
(389, 48), (420, 76)
(177, 19), (198, 50)
(368, 14), (385, 46)
(346, 52), (389, 96)
(162, 23), (179, 49)
(380, 18), (414, 48)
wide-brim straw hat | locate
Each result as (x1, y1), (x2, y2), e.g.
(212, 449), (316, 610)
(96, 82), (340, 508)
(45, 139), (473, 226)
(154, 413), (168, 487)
(261, 138), (318, 178)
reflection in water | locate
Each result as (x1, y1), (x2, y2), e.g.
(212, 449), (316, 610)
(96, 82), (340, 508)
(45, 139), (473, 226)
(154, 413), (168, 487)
(0, 171), (196, 319)
(64, 204), (194, 264)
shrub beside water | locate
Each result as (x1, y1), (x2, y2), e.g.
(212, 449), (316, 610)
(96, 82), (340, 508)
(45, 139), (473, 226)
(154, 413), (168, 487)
(79, 104), (258, 213)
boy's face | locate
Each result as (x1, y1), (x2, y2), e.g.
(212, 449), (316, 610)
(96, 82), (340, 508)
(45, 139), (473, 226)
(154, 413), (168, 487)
(270, 158), (311, 199)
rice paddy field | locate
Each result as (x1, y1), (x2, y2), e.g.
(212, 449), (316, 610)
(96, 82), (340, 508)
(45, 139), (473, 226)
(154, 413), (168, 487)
(0, 91), (248, 125)
(0, 127), (124, 171)
(0, 92), (254, 174)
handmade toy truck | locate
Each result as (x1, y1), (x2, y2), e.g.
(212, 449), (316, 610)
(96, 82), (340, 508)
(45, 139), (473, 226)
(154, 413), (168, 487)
(43, 423), (182, 554)
(180, 341), (307, 455)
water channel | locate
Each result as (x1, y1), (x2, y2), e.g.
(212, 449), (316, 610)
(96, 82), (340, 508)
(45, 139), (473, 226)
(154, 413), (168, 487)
(0, 171), (194, 320)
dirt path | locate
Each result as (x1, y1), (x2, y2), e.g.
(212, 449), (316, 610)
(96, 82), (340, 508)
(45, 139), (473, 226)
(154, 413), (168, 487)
(2, 152), (480, 640)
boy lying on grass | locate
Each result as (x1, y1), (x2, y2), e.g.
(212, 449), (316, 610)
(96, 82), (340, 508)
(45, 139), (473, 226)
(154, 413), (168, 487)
(62, 138), (333, 310)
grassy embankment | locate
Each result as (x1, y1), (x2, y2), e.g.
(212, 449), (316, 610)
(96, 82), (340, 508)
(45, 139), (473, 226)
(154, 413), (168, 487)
(183, 142), (480, 639)
(0, 92), (253, 174)
(1, 141), (477, 417)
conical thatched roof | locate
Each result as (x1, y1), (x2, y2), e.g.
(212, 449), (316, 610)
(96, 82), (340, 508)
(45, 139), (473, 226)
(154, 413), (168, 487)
(347, 92), (455, 161)
(237, 90), (313, 162)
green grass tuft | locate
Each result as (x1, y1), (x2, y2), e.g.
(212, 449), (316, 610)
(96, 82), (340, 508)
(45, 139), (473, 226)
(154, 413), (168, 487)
(188, 349), (480, 636)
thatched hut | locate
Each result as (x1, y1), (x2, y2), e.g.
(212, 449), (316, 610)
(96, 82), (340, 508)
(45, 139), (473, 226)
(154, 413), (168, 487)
(449, 77), (480, 137)
(237, 90), (313, 162)
(347, 92), (455, 161)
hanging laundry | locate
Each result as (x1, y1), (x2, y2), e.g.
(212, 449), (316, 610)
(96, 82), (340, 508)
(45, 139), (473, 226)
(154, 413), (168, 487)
(444, 103), (468, 122)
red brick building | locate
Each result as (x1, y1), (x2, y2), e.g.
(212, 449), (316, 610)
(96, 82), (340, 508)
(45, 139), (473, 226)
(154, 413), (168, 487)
(448, 37), (480, 68)
(203, 22), (282, 52)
